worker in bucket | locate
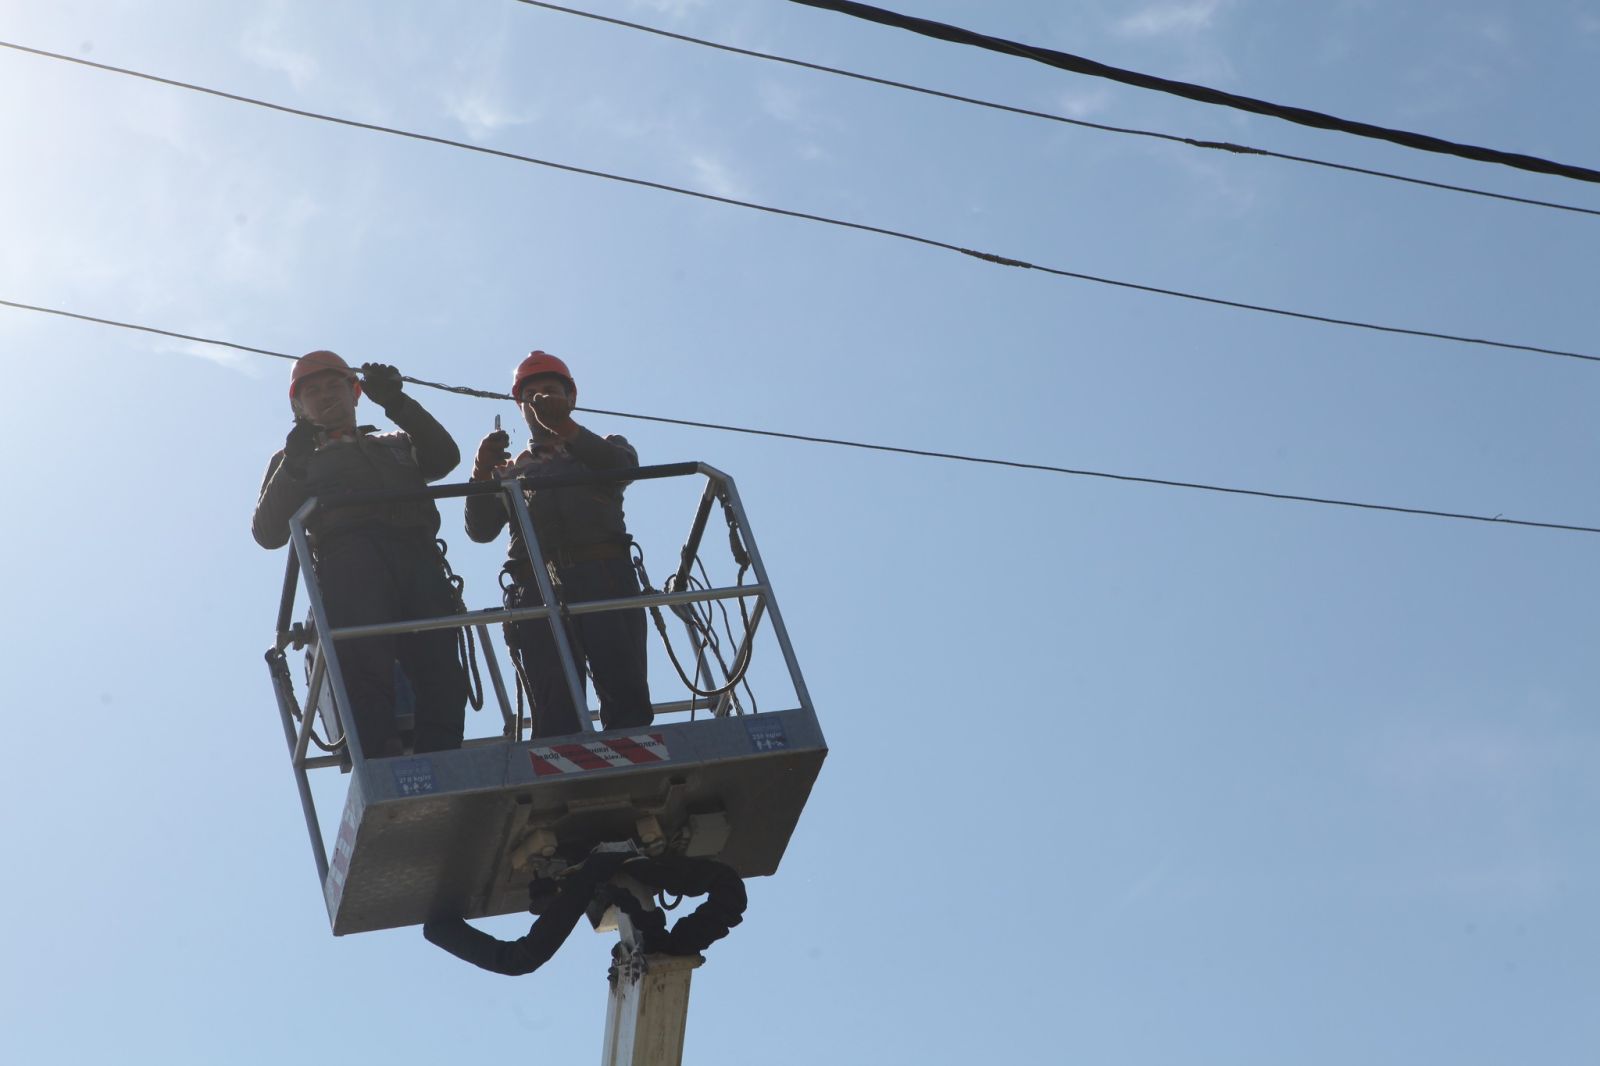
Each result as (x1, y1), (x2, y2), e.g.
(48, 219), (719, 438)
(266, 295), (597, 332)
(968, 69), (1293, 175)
(253, 351), (468, 758)
(465, 351), (653, 737)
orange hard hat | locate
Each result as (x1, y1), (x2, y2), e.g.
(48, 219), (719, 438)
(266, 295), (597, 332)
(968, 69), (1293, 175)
(513, 351), (576, 402)
(290, 350), (361, 399)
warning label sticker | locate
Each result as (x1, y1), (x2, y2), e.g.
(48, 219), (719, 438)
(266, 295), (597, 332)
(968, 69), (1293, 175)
(529, 733), (669, 776)
(746, 716), (789, 753)
(391, 757), (437, 796)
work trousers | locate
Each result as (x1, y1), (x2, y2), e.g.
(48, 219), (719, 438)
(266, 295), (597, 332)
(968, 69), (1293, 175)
(505, 557), (652, 738)
(316, 530), (467, 758)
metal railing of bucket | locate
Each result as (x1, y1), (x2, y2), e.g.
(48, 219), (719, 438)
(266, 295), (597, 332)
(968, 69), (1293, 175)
(263, 462), (817, 888)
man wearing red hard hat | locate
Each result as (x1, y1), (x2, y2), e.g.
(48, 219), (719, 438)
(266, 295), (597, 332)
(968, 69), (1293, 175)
(253, 351), (468, 758)
(465, 351), (652, 737)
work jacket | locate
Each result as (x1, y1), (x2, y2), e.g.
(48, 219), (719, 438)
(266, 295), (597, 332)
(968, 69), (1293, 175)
(464, 427), (636, 564)
(252, 394), (461, 551)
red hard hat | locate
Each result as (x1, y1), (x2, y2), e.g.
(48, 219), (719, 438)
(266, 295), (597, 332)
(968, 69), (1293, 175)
(513, 351), (576, 402)
(289, 350), (361, 399)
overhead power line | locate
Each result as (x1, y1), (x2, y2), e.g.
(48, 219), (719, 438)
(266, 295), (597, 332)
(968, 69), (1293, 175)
(3, 296), (1595, 538)
(788, 0), (1600, 186)
(2, 40), (1595, 368)
(510, 1), (1600, 220)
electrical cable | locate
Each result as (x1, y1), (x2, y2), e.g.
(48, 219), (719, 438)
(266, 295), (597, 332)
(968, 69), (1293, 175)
(1, 42), (1594, 365)
(695, 556), (757, 715)
(633, 541), (756, 701)
(509, 0), (1600, 220)
(787, 0), (1600, 186)
(3, 296), (1596, 537)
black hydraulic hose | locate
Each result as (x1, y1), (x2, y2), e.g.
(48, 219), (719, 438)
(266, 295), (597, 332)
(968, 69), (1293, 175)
(643, 580), (757, 701)
(598, 856), (747, 956)
(423, 850), (635, 976)
(274, 550), (301, 647)
(674, 485), (718, 596)
(435, 539), (484, 712)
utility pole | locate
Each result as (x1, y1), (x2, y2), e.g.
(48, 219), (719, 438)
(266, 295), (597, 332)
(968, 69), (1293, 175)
(600, 948), (703, 1066)
(597, 884), (703, 1066)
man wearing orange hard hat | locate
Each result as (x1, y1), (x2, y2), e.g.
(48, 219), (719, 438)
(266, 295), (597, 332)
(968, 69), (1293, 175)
(465, 351), (652, 738)
(253, 350), (468, 759)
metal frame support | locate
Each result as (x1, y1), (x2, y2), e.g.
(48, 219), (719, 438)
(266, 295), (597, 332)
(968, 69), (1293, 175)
(475, 623), (516, 736)
(502, 478), (595, 733)
(288, 498), (370, 766)
(600, 950), (703, 1066)
(703, 466), (816, 717)
(712, 597), (766, 717)
(266, 648), (329, 883)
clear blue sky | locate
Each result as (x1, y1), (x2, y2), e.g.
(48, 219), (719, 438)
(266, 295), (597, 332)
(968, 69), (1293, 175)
(3, 2), (1598, 1063)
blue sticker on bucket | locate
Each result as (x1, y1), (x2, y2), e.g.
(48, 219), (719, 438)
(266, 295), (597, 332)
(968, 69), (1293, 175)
(746, 717), (789, 753)
(392, 757), (437, 796)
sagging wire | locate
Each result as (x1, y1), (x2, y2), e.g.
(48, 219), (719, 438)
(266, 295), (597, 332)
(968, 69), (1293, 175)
(500, 568), (534, 740)
(719, 486), (754, 630)
(269, 645), (348, 755)
(6, 36), (1600, 365)
(678, 563), (747, 718)
(699, 488), (760, 713)
(436, 538), (486, 713)
(788, 0), (1600, 185)
(302, 654), (348, 755)
(6, 297), (1600, 537)
(694, 556), (759, 715)
(510, 1), (1600, 220)
(632, 542), (757, 705)
(648, 484), (761, 716)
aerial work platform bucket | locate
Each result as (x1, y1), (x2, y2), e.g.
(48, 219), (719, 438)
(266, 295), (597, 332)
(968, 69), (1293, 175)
(264, 463), (826, 935)
(321, 709), (822, 934)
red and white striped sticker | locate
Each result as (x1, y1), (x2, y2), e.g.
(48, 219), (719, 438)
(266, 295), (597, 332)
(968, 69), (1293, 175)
(529, 733), (669, 776)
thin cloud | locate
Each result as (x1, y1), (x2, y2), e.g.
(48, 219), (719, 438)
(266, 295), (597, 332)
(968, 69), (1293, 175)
(1115, 0), (1225, 38)
(1470, 15), (1512, 48)
(243, 39), (318, 92)
(436, 5), (539, 142)
(627, 0), (710, 18)
(217, 193), (324, 291)
(1366, 718), (1581, 792)
(1112, 854), (1181, 912)
(1056, 86), (1113, 119)
(1166, 144), (1260, 221)
(687, 153), (746, 199)
(241, 5), (319, 93)
(117, 89), (213, 165)
(757, 81), (813, 128)
(145, 333), (262, 374)
(757, 80), (835, 163)
(581, 98), (654, 142)
(444, 88), (537, 141)
(1076, 847), (1208, 935)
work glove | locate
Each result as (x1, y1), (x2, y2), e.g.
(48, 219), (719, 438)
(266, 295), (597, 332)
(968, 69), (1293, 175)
(473, 428), (512, 480)
(359, 362), (405, 408)
(282, 418), (318, 476)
